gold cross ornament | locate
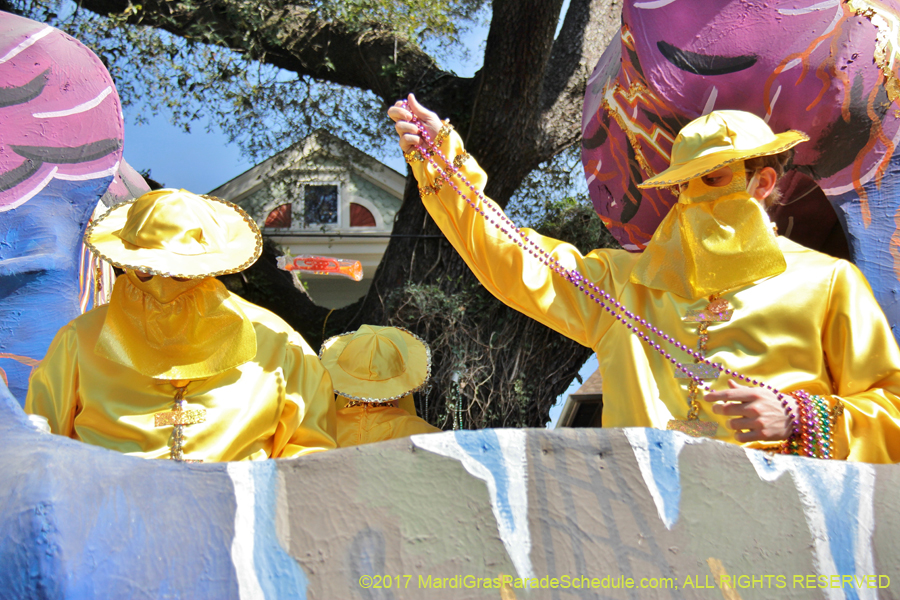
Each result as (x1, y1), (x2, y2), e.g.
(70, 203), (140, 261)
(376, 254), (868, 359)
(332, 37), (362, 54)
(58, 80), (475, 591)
(154, 408), (207, 427)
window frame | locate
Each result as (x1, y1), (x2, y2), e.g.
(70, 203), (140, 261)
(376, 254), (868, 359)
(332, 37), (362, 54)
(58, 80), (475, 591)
(301, 183), (341, 227)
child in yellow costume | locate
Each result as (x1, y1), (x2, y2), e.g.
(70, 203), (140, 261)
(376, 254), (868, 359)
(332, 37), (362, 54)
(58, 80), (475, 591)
(389, 96), (900, 463)
(26, 189), (337, 462)
(320, 325), (440, 447)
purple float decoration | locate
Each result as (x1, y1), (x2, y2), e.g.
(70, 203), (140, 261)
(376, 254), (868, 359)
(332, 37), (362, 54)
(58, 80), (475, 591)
(583, 0), (900, 338)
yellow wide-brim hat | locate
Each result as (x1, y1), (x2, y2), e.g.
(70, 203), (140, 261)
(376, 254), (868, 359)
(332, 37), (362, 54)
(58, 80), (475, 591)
(320, 325), (431, 402)
(85, 188), (262, 278)
(638, 110), (809, 188)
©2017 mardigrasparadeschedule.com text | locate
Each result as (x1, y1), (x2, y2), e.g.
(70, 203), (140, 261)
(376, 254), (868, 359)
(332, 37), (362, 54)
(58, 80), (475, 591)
(358, 573), (892, 593)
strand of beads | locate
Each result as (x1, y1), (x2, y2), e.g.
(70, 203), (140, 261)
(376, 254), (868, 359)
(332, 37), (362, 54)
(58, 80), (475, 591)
(403, 103), (796, 427)
(814, 394), (833, 458)
(407, 110), (728, 393)
(404, 109), (711, 385)
(781, 392), (834, 459)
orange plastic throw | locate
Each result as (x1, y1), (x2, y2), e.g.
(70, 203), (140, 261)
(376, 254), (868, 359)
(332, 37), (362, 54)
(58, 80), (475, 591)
(276, 255), (363, 281)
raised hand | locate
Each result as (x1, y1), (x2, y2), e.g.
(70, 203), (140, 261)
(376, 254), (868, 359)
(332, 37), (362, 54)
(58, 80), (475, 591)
(387, 93), (444, 153)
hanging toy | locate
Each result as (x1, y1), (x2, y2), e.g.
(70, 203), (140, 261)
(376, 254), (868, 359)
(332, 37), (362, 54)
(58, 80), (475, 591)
(277, 255), (364, 281)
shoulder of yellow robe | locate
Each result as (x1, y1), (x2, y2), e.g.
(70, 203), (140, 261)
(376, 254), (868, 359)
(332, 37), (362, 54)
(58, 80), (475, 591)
(67, 291), (318, 360)
(585, 246), (638, 270)
(226, 292), (315, 353)
(335, 406), (440, 447)
(775, 235), (862, 293)
(777, 236), (843, 267)
(68, 302), (109, 341)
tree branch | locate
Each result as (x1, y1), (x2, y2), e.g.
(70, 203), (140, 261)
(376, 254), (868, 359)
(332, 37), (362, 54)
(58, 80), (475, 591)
(467, 0), (564, 157)
(459, 0), (619, 205)
(75, 0), (468, 105)
(460, 0), (564, 204)
(538, 0), (621, 157)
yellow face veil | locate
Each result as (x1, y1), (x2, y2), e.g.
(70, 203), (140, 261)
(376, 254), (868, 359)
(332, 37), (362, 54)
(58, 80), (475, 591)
(128, 271), (205, 303)
(94, 271), (257, 380)
(630, 163), (786, 299)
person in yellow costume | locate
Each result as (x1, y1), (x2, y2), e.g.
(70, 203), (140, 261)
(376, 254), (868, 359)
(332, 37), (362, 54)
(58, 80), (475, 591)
(389, 95), (900, 463)
(25, 189), (337, 462)
(320, 325), (440, 447)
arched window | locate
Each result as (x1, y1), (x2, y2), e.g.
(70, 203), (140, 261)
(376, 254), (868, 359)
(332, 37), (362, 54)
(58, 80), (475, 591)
(264, 203), (291, 228)
(349, 202), (376, 227)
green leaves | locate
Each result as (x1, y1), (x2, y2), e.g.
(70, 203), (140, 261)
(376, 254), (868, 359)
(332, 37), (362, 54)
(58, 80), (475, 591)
(13, 0), (484, 162)
(314, 0), (485, 48)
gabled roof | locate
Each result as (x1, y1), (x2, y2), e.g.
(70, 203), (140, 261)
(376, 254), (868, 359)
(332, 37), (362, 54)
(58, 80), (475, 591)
(207, 129), (405, 202)
(571, 369), (603, 397)
(554, 369), (603, 429)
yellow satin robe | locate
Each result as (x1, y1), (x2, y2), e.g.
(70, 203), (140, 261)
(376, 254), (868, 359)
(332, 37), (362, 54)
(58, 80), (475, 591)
(25, 294), (337, 461)
(335, 394), (440, 448)
(412, 130), (900, 463)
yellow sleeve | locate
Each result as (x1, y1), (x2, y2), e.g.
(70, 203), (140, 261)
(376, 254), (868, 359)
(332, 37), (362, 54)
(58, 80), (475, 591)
(272, 341), (337, 458)
(823, 261), (900, 463)
(24, 322), (79, 438)
(410, 130), (618, 348)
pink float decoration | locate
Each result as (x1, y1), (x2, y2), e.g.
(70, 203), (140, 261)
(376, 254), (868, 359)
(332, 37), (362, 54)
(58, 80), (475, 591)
(0, 12), (126, 402)
(0, 16), (122, 211)
(582, 0), (900, 340)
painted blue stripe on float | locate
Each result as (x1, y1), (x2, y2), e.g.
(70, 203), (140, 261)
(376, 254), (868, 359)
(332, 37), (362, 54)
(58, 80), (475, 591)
(745, 449), (877, 598)
(412, 429), (535, 580)
(455, 429), (514, 533)
(251, 460), (308, 600)
(805, 463), (859, 599)
(643, 427), (683, 527)
(624, 428), (695, 529)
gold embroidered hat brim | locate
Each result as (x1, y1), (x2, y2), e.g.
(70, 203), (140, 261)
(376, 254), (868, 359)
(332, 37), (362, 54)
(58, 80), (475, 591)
(85, 194), (262, 279)
(319, 327), (431, 402)
(638, 131), (808, 188)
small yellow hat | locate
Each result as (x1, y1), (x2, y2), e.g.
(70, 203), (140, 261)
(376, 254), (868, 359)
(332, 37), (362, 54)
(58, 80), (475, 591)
(85, 188), (262, 278)
(638, 110), (809, 188)
(320, 325), (431, 402)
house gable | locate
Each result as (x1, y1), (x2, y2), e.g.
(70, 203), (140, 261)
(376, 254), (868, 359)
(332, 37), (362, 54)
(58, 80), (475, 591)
(207, 131), (406, 309)
(208, 130), (404, 234)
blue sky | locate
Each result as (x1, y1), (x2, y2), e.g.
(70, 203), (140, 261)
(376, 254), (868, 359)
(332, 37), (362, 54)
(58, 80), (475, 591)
(123, 118), (255, 194)
(120, 13), (492, 192)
